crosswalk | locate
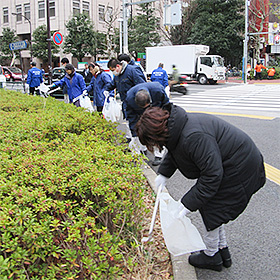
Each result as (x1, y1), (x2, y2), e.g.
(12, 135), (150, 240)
(171, 84), (280, 118)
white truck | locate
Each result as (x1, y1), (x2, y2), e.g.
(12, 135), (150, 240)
(146, 45), (226, 85)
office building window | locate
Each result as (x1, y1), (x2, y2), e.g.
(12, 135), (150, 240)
(106, 6), (113, 21)
(50, 0), (55, 17)
(24, 3), (31, 20)
(99, 5), (105, 21)
(82, 1), (90, 17)
(3, 7), (9, 23)
(73, 0), (80, 15)
(16, 5), (22, 22)
(38, 1), (45, 19)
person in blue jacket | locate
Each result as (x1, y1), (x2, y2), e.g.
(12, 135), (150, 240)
(105, 58), (146, 119)
(26, 62), (43, 95)
(86, 63), (114, 113)
(124, 82), (170, 165)
(49, 64), (86, 107)
(150, 63), (169, 89)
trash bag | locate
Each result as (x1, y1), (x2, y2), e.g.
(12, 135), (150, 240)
(79, 94), (94, 113)
(102, 96), (121, 122)
(159, 192), (206, 256)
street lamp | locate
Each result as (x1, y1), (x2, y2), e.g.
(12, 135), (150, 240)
(12, 12), (33, 61)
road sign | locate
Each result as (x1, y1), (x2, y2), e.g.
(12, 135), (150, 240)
(53, 32), (63, 45)
(9, 41), (28, 51)
(275, 34), (280, 42)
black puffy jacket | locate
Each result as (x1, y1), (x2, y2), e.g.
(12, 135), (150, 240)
(158, 105), (266, 231)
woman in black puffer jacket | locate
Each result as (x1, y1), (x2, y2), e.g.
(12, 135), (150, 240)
(136, 104), (266, 272)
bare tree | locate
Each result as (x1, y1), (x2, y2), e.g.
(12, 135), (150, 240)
(248, 0), (269, 61)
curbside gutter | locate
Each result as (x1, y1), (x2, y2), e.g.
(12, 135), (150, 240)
(142, 165), (198, 280)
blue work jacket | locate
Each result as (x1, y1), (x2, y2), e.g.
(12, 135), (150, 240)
(26, 67), (43, 87)
(151, 67), (169, 88)
(54, 72), (86, 103)
(86, 72), (114, 106)
(105, 64), (146, 102)
(124, 82), (170, 136)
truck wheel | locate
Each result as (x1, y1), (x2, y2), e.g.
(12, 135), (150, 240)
(198, 75), (207, 85)
(209, 79), (217, 85)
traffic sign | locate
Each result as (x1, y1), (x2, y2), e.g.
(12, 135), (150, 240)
(9, 41), (28, 51)
(53, 32), (63, 45)
(275, 34), (280, 42)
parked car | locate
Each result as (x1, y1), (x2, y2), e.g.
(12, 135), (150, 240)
(2, 66), (27, 81)
(0, 66), (7, 88)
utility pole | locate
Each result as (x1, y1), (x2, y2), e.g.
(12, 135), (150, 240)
(243, 0), (249, 84)
(46, 0), (52, 84)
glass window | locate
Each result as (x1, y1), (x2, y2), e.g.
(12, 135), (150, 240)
(73, 0), (80, 15)
(3, 7), (9, 23)
(24, 3), (31, 20)
(106, 6), (113, 21)
(16, 5), (22, 22)
(82, 1), (90, 17)
(200, 57), (212, 67)
(50, 0), (55, 17)
(38, 1), (45, 19)
(99, 5), (105, 21)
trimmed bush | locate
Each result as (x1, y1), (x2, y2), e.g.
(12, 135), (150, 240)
(0, 90), (147, 279)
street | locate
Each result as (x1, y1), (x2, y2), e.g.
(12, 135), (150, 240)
(147, 82), (280, 280)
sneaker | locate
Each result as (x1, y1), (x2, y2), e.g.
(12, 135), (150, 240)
(188, 251), (223, 272)
(219, 247), (232, 268)
(152, 156), (162, 166)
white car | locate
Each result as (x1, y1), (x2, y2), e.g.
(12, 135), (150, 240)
(0, 66), (7, 88)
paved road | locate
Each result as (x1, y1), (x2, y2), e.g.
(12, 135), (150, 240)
(147, 83), (280, 280)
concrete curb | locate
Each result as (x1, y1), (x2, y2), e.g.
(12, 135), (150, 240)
(142, 165), (197, 280)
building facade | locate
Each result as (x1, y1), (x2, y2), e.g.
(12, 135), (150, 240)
(0, 0), (122, 70)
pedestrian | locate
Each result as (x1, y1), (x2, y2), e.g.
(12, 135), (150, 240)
(117, 53), (146, 77)
(254, 62), (267, 80)
(105, 58), (146, 140)
(61, 57), (70, 103)
(49, 64), (86, 107)
(267, 67), (276, 80)
(86, 63), (114, 113)
(169, 64), (180, 89)
(150, 63), (169, 97)
(136, 105), (266, 272)
(26, 62), (43, 95)
(124, 82), (170, 165)
(83, 62), (93, 84)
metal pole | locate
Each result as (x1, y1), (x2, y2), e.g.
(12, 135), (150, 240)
(244, 0), (249, 84)
(12, 13), (33, 61)
(118, 19), (123, 53)
(123, 0), (129, 54)
(46, 0), (52, 84)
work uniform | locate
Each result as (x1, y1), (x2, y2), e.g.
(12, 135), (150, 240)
(26, 67), (43, 95)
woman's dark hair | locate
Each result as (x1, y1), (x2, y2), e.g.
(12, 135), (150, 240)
(65, 64), (75, 71)
(136, 107), (170, 152)
(89, 62), (103, 73)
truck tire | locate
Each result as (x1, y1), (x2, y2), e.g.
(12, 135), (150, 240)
(209, 79), (217, 85)
(198, 74), (207, 85)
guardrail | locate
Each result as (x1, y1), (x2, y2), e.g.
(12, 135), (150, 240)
(2, 81), (29, 93)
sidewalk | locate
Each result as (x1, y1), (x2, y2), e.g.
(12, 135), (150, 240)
(219, 76), (280, 84)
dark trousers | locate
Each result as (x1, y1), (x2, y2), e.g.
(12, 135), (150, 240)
(255, 72), (262, 80)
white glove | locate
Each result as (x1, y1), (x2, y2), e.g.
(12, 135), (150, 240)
(155, 174), (168, 189)
(177, 203), (191, 219)
(103, 90), (109, 98)
(82, 90), (88, 96)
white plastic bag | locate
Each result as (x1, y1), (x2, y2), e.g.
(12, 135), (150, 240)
(159, 192), (206, 256)
(102, 96), (121, 122)
(38, 83), (49, 94)
(79, 94), (94, 113)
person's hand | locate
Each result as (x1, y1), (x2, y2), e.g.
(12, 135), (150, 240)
(155, 174), (168, 189)
(103, 90), (109, 98)
(177, 203), (191, 219)
(82, 90), (88, 96)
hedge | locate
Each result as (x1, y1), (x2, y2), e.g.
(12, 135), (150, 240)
(0, 90), (148, 279)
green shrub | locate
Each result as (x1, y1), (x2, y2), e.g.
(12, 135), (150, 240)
(0, 90), (147, 279)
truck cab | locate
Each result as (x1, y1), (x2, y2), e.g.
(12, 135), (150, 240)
(197, 55), (225, 84)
